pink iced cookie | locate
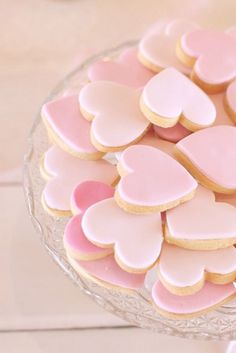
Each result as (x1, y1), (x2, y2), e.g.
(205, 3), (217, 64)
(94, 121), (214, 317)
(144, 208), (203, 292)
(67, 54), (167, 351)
(68, 254), (145, 290)
(82, 198), (163, 273)
(154, 123), (191, 143)
(41, 95), (103, 160)
(79, 81), (150, 152)
(88, 47), (154, 88)
(64, 181), (114, 260)
(115, 145), (197, 214)
(152, 280), (236, 319)
(176, 125), (236, 193)
(159, 242), (236, 295)
(139, 18), (199, 74)
(165, 186), (236, 250)
(177, 29), (236, 93)
(224, 80), (236, 123)
(141, 68), (216, 130)
(41, 146), (117, 216)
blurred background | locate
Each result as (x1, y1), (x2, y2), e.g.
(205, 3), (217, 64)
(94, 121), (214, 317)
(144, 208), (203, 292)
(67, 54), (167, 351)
(1, 0), (235, 351)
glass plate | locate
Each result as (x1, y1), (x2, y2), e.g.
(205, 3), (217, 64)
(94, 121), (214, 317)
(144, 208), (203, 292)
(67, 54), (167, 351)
(23, 41), (236, 340)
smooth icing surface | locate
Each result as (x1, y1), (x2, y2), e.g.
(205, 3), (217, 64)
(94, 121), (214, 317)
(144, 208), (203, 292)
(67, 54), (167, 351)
(154, 123), (191, 143)
(68, 254), (145, 289)
(152, 280), (236, 315)
(139, 19), (198, 73)
(117, 145), (197, 208)
(159, 242), (236, 288)
(79, 82), (150, 149)
(180, 29), (236, 84)
(142, 68), (216, 129)
(226, 80), (236, 115)
(42, 95), (98, 155)
(166, 186), (236, 241)
(82, 198), (163, 272)
(176, 126), (236, 189)
(42, 146), (117, 211)
(88, 47), (154, 88)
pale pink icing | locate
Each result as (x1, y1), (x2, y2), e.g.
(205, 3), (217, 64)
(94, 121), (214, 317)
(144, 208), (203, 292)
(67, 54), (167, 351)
(79, 82), (150, 149)
(211, 93), (234, 126)
(42, 95), (98, 155)
(68, 255), (145, 290)
(142, 68), (216, 128)
(176, 126), (236, 189)
(154, 123), (191, 143)
(117, 145), (197, 208)
(166, 186), (236, 241)
(152, 280), (236, 315)
(226, 80), (236, 115)
(159, 242), (236, 288)
(88, 47), (154, 88)
(139, 19), (199, 74)
(42, 146), (117, 212)
(82, 198), (163, 272)
(181, 29), (236, 84)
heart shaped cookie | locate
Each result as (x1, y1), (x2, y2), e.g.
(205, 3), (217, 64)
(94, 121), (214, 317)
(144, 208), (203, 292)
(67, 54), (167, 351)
(82, 198), (163, 273)
(42, 94), (103, 160)
(115, 145), (197, 214)
(177, 29), (236, 93)
(159, 242), (236, 295)
(140, 68), (216, 130)
(165, 186), (236, 250)
(79, 81), (150, 152)
(41, 146), (117, 216)
(152, 280), (236, 319)
(139, 18), (199, 74)
(175, 125), (236, 193)
(88, 47), (154, 88)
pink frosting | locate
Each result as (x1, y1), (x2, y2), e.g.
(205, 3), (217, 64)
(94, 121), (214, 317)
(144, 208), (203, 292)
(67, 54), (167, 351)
(181, 29), (236, 84)
(42, 95), (98, 155)
(88, 47), (154, 87)
(159, 242), (236, 288)
(117, 145), (197, 208)
(68, 255), (145, 290)
(226, 80), (236, 115)
(142, 68), (216, 129)
(42, 146), (117, 212)
(79, 82), (150, 149)
(154, 123), (191, 143)
(152, 280), (236, 315)
(176, 126), (236, 190)
(166, 186), (236, 242)
(139, 19), (199, 74)
(82, 198), (163, 272)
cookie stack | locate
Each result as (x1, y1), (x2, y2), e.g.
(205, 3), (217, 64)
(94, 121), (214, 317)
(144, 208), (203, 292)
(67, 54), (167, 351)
(40, 19), (236, 319)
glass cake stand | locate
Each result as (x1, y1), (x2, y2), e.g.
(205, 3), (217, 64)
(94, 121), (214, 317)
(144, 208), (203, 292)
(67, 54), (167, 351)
(23, 41), (236, 341)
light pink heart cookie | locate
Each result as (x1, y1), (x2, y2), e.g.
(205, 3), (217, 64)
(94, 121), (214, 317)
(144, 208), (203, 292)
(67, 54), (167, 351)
(41, 95), (103, 160)
(82, 198), (163, 273)
(79, 81), (150, 152)
(152, 280), (236, 319)
(41, 146), (117, 216)
(175, 125), (236, 193)
(165, 186), (236, 250)
(139, 18), (199, 74)
(140, 68), (216, 130)
(115, 145), (197, 214)
(64, 181), (114, 260)
(224, 80), (236, 123)
(68, 254), (145, 290)
(177, 29), (236, 93)
(159, 242), (236, 295)
(88, 47), (154, 88)
(154, 123), (191, 143)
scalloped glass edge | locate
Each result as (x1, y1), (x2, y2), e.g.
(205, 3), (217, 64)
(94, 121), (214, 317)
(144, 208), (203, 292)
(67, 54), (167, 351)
(23, 40), (236, 340)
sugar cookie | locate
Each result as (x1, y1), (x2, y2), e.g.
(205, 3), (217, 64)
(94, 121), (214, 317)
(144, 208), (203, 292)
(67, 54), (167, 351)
(79, 81), (150, 152)
(40, 146), (117, 216)
(224, 80), (236, 123)
(115, 145), (197, 214)
(88, 47), (154, 88)
(140, 68), (216, 130)
(82, 198), (163, 273)
(42, 94), (103, 160)
(175, 125), (236, 193)
(165, 186), (236, 250)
